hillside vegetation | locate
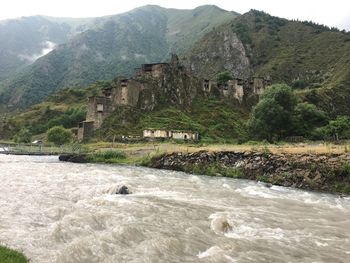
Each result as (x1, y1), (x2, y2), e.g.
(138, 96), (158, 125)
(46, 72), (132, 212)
(2, 9), (350, 144)
(186, 10), (350, 116)
(0, 5), (237, 108)
(97, 98), (248, 143)
(0, 82), (106, 139)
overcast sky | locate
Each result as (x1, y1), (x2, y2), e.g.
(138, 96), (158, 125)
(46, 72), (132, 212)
(1, 0), (349, 30)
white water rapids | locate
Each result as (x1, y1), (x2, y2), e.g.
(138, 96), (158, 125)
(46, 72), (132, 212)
(1, 155), (350, 263)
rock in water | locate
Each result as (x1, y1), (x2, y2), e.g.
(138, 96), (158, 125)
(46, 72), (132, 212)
(117, 185), (130, 195)
(59, 154), (87, 163)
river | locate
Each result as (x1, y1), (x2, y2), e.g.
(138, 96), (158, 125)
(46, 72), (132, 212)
(0, 155), (350, 263)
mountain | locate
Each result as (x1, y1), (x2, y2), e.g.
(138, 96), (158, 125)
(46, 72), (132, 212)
(184, 10), (350, 116)
(0, 5), (237, 108)
(0, 15), (95, 84)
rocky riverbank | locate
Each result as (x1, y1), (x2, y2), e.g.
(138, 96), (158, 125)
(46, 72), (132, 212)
(148, 151), (350, 195)
(58, 150), (350, 194)
(59, 154), (88, 163)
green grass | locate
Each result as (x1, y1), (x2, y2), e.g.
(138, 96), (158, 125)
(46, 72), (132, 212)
(87, 150), (127, 164)
(0, 246), (28, 263)
(98, 98), (249, 142)
(183, 162), (244, 178)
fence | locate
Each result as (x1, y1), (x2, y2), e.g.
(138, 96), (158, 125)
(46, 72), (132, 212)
(0, 143), (85, 155)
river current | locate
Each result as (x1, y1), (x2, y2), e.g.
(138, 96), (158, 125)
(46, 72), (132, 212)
(0, 155), (350, 263)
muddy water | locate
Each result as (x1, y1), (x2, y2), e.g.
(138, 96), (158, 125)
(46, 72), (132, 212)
(0, 155), (350, 263)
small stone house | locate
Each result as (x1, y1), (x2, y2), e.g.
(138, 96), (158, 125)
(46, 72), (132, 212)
(143, 129), (199, 141)
(172, 131), (199, 140)
(143, 129), (171, 139)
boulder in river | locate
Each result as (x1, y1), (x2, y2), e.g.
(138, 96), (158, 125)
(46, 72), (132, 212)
(117, 185), (130, 195)
(59, 154), (88, 163)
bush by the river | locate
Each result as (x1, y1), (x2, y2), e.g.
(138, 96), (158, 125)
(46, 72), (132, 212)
(13, 128), (32, 143)
(0, 246), (28, 263)
(46, 126), (73, 145)
(88, 150), (127, 163)
(248, 84), (329, 141)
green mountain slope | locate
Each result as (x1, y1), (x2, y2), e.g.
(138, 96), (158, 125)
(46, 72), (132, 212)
(0, 5), (237, 108)
(0, 15), (94, 84)
(185, 10), (350, 116)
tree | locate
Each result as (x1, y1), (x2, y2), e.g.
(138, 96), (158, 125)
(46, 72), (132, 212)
(260, 84), (298, 112)
(293, 102), (328, 136)
(248, 84), (298, 141)
(47, 126), (73, 145)
(322, 116), (350, 140)
(14, 128), (32, 143)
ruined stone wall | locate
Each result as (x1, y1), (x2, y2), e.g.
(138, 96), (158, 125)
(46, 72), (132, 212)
(252, 77), (265, 95)
(77, 121), (94, 142)
(156, 60), (201, 108)
(134, 56), (202, 110)
(217, 77), (271, 104)
(151, 64), (166, 78)
(112, 79), (142, 107)
(172, 131), (198, 140)
(143, 129), (170, 138)
(86, 96), (112, 129)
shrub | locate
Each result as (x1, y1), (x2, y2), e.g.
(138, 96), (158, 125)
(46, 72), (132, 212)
(47, 126), (73, 145)
(216, 71), (233, 86)
(0, 246), (28, 263)
(14, 128), (32, 143)
(88, 150), (127, 163)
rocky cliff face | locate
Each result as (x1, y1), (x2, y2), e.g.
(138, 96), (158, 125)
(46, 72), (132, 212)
(136, 57), (202, 110)
(183, 25), (251, 80)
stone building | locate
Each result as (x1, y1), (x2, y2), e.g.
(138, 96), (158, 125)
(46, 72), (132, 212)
(218, 78), (245, 102)
(77, 53), (271, 142)
(137, 63), (168, 78)
(172, 131), (199, 140)
(202, 79), (214, 95)
(143, 129), (199, 141)
(251, 77), (271, 95)
(110, 78), (142, 107)
(218, 76), (271, 102)
(78, 54), (201, 141)
(86, 96), (113, 129)
(77, 121), (94, 142)
(143, 129), (171, 139)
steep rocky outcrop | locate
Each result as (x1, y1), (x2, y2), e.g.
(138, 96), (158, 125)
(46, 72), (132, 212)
(183, 25), (251, 79)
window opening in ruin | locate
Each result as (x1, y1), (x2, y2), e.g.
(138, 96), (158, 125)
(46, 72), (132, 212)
(97, 104), (104, 112)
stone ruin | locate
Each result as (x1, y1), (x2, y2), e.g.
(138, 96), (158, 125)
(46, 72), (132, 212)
(143, 129), (199, 141)
(202, 76), (271, 102)
(77, 54), (272, 141)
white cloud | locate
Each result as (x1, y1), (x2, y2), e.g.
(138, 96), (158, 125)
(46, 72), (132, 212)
(19, 41), (56, 63)
(0, 0), (349, 30)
